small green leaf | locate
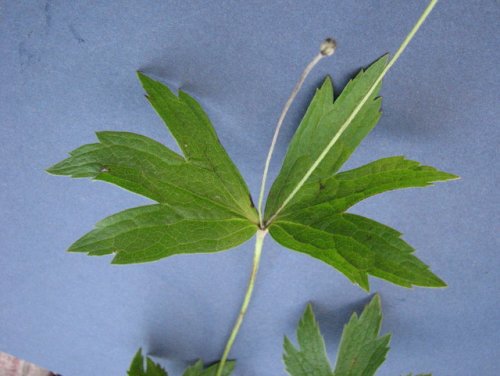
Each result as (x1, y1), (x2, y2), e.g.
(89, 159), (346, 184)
(284, 296), (434, 376)
(182, 359), (235, 376)
(333, 295), (390, 376)
(283, 304), (334, 376)
(127, 349), (234, 376)
(270, 211), (445, 290)
(127, 348), (168, 376)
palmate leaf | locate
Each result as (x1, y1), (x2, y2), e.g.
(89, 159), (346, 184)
(284, 295), (430, 376)
(266, 57), (457, 290)
(127, 349), (235, 376)
(47, 73), (258, 263)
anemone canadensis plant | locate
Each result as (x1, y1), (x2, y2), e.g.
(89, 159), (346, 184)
(48, 1), (455, 374)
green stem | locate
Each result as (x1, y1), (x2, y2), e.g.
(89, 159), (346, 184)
(216, 229), (267, 376)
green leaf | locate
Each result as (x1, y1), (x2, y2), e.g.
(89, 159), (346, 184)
(283, 304), (334, 376)
(269, 211), (445, 290)
(68, 204), (256, 264)
(128, 348), (168, 376)
(48, 74), (259, 263)
(137, 72), (257, 222)
(333, 295), (390, 376)
(276, 156), (458, 217)
(182, 359), (235, 376)
(265, 56), (387, 219)
(285, 296), (434, 376)
(265, 57), (456, 290)
(127, 349), (234, 376)
(284, 296), (390, 376)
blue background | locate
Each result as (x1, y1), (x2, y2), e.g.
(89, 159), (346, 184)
(1, 1), (498, 375)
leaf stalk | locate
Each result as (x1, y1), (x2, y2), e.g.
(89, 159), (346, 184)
(256, 41), (336, 227)
(216, 229), (267, 376)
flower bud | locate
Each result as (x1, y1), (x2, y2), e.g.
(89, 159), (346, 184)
(320, 38), (337, 56)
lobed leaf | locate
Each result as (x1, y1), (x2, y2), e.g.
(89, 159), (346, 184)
(137, 72), (257, 221)
(269, 211), (445, 291)
(284, 296), (389, 376)
(285, 296), (430, 376)
(48, 74), (259, 263)
(265, 56), (387, 220)
(265, 56), (456, 290)
(333, 295), (390, 376)
(283, 304), (334, 376)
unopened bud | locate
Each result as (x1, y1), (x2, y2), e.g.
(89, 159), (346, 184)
(320, 38), (337, 56)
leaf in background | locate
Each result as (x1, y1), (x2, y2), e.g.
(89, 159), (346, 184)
(47, 74), (258, 263)
(283, 304), (334, 376)
(284, 296), (390, 376)
(127, 349), (235, 376)
(333, 295), (390, 376)
(285, 296), (429, 376)
(266, 57), (457, 290)
(182, 359), (235, 376)
(128, 348), (168, 376)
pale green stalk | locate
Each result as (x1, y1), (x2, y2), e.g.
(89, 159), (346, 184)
(267, 0), (439, 225)
(216, 229), (267, 376)
(257, 39), (336, 227)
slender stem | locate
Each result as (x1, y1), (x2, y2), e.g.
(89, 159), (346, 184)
(217, 40), (336, 375)
(216, 229), (267, 376)
(267, 0), (439, 224)
(257, 43), (336, 227)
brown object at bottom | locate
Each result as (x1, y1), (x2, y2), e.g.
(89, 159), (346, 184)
(0, 352), (59, 376)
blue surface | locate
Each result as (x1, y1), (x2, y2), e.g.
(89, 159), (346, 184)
(1, 1), (499, 375)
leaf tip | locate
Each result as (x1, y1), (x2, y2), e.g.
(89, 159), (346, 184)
(445, 172), (460, 181)
(429, 276), (447, 288)
(304, 302), (315, 318)
(136, 70), (147, 80)
(370, 293), (382, 310)
(45, 165), (58, 175)
(136, 70), (155, 87)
